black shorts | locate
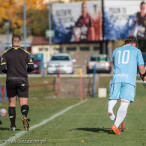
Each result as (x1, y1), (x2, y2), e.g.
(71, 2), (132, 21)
(6, 77), (29, 98)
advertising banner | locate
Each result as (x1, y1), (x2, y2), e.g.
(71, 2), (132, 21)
(104, 1), (146, 40)
(52, 1), (102, 43)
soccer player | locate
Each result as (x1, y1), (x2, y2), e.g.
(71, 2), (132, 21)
(0, 35), (34, 131)
(108, 36), (146, 135)
(73, 2), (95, 42)
(130, 1), (146, 40)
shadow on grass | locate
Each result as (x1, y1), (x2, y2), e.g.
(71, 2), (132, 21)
(0, 127), (21, 131)
(75, 127), (114, 134)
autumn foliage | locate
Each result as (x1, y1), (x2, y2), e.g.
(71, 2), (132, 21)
(0, 0), (48, 36)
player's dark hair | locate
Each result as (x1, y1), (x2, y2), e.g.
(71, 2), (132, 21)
(12, 34), (21, 44)
(125, 36), (138, 47)
(141, 1), (145, 6)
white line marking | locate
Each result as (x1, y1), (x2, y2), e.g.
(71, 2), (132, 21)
(136, 80), (145, 83)
(63, 113), (107, 115)
(0, 99), (88, 146)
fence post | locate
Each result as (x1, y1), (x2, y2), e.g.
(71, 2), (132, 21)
(56, 68), (60, 97)
(78, 69), (83, 100)
(93, 64), (96, 97)
(42, 62), (45, 77)
(0, 86), (2, 103)
(80, 71), (83, 100)
(5, 87), (7, 101)
(2, 86), (5, 102)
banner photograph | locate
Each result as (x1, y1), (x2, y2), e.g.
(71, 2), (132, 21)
(52, 1), (102, 43)
(104, 1), (146, 40)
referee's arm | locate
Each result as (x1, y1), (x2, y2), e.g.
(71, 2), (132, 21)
(27, 54), (34, 73)
(0, 54), (7, 74)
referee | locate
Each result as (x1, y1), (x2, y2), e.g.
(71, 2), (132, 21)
(0, 35), (34, 131)
(0, 53), (2, 125)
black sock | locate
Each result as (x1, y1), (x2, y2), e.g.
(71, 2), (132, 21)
(21, 105), (29, 117)
(8, 107), (16, 127)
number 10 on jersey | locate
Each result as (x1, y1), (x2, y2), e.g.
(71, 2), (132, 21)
(118, 50), (130, 64)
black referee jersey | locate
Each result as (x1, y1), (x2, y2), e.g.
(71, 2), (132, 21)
(0, 53), (1, 65)
(0, 47), (34, 77)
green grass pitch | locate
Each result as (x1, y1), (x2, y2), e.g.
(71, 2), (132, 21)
(0, 97), (146, 146)
(0, 76), (146, 146)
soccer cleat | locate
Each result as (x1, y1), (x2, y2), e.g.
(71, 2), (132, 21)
(9, 125), (16, 131)
(21, 115), (30, 131)
(111, 124), (121, 135)
(0, 120), (2, 125)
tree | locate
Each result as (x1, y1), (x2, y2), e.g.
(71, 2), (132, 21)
(0, 0), (48, 36)
(26, 0), (47, 10)
(27, 8), (48, 36)
(0, 0), (23, 34)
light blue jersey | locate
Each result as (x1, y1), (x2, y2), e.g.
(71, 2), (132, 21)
(112, 45), (144, 86)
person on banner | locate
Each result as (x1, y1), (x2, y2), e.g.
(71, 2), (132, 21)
(108, 36), (146, 135)
(73, 2), (95, 42)
(0, 35), (34, 131)
(130, 1), (146, 40)
(92, 4), (102, 40)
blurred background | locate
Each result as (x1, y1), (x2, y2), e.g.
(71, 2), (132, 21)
(0, 2), (146, 143)
(0, 0), (146, 75)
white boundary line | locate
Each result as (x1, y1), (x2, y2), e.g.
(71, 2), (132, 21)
(0, 99), (88, 146)
(136, 80), (145, 83)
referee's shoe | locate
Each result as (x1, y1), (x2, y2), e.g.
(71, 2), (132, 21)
(21, 115), (30, 131)
(9, 125), (16, 131)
